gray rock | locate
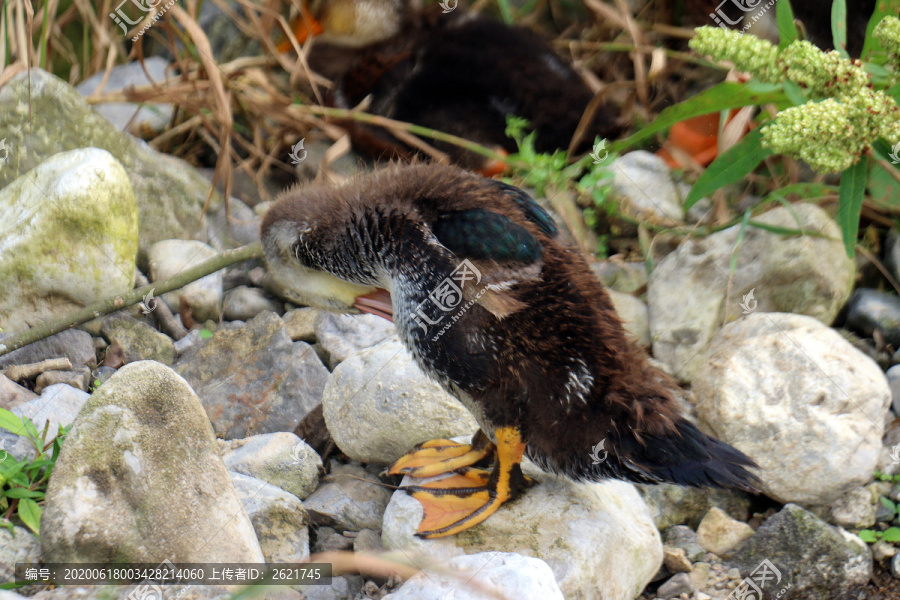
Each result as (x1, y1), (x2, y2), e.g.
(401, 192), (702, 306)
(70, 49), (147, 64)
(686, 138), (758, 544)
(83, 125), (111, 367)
(223, 286), (282, 321)
(892, 552), (900, 578)
(694, 313), (890, 505)
(312, 526), (354, 553)
(303, 464), (392, 531)
(353, 529), (383, 554)
(590, 260), (648, 294)
(664, 526), (707, 563)
(315, 312), (395, 369)
(383, 552), (564, 600)
(0, 70), (227, 256)
(101, 313), (176, 366)
(0, 148), (138, 334)
(876, 496), (896, 523)
(0, 374), (37, 410)
(827, 487), (877, 530)
(174, 329), (206, 357)
(229, 472), (310, 563)
(639, 483), (751, 530)
(283, 307), (321, 343)
(663, 546), (693, 574)
(728, 504), (871, 600)
(0, 383), (90, 461)
(221, 432), (322, 500)
(296, 574), (362, 600)
(148, 240), (223, 323)
(176, 311), (329, 438)
(608, 289), (651, 346)
(41, 361), (264, 563)
(873, 540), (896, 561)
(695, 507), (755, 557)
(0, 526), (41, 584)
(648, 203), (854, 381)
(322, 337), (480, 465)
(611, 151), (685, 225)
(34, 367), (92, 393)
(75, 57), (174, 132)
(656, 572), (694, 598)
(382, 461), (661, 600)
(846, 289), (900, 347)
(0, 330), (95, 370)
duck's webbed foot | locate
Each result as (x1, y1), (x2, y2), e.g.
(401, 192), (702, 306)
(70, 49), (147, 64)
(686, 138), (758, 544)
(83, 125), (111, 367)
(387, 429), (494, 478)
(401, 426), (528, 538)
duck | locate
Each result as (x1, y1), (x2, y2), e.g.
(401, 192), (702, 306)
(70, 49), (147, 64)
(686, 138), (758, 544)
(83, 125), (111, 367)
(261, 163), (760, 538)
(278, 0), (622, 174)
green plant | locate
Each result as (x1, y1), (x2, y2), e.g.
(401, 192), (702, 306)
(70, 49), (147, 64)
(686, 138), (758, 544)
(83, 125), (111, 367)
(859, 495), (900, 544)
(504, 116), (619, 254)
(0, 408), (69, 536)
(610, 0), (900, 257)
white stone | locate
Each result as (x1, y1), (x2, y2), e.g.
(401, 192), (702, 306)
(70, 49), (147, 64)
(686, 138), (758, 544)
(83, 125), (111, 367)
(382, 461), (662, 600)
(148, 239), (223, 323)
(323, 336), (480, 465)
(383, 552), (564, 600)
(0, 148), (138, 333)
(648, 203), (854, 381)
(612, 151), (685, 225)
(608, 289), (650, 346)
(693, 313), (891, 505)
(222, 432), (322, 500)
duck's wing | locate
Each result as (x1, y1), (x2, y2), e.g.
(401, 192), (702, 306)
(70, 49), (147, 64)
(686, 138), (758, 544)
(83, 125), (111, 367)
(428, 181), (558, 319)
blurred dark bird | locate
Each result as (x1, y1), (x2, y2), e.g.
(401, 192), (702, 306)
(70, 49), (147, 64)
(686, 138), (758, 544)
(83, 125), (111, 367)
(277, 0), (622, 174)
(261, 163), (760, 538)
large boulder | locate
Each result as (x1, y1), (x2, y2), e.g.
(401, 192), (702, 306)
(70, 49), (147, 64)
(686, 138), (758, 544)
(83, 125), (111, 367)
(648, 203), (854, 381)
(0, 148), (137, 333)
(41, 361), (264, 563)
(0, 69), (227, 255)
(694, 313), (891, 505)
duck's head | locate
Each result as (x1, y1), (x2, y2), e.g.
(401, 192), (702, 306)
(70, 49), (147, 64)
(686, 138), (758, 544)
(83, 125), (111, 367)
(261, 185), (395, 320)
(278, 0), (419, 50)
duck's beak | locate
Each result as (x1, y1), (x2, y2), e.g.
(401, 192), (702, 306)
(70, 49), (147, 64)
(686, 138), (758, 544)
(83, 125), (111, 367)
(353, 288), (393, 322)
(276, 5), (324, 52)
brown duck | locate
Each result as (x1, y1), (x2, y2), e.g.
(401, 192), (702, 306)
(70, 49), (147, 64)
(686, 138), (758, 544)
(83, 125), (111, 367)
(278, 0), (622, 174)
(261, 163), (760, 538)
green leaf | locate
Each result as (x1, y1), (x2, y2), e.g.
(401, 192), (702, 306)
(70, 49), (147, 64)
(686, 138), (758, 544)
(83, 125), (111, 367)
(882, 527), (900, 542)
(838, 158), (868, 257)
(831, 0), (849, 58)
(3, 488), (43, 499)
(684, 127), (773, 210)
(858, 529), (879, 543)
(17, 498), (41, 536)
(861, 0), (900, 62)
(0, 409), (25, 436)
(882, 496), (898, 512)
(20, 417), (40, 445)
(782, 80), (807, 107)
(199, 328), (213, 340)
(775, 0), (797, 49)
(609, 82), (788, 153)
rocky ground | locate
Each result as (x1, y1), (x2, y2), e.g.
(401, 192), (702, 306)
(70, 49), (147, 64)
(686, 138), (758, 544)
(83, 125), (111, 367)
(2, 63), (900, 600)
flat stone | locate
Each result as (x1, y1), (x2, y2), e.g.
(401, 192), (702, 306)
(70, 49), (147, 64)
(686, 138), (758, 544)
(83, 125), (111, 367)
(304, 464), (392, 532)
(315, 312), (395, 369)
(0, 330), (95, 370)
(696, 507), (755, 556)
(223, 285), (282, 321)
(283, 307), (321, 343)
(221, 432), (322, 500)
(230, 472), (310, 563)
(101, 312), (175, 366)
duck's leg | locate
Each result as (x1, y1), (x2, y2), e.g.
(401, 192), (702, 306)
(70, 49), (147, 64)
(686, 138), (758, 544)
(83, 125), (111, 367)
(403, 426), (527, 538)
(387, 430), (494, 478)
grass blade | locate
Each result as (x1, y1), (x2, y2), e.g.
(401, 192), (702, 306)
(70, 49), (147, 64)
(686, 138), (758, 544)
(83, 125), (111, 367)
(776, 0), (797, 49)
(831, 0), (849, 58)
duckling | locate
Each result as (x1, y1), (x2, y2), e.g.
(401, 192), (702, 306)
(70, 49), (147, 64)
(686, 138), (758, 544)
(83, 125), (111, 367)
(279, 0), (622, 173)
(261, 163), (760, 538)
